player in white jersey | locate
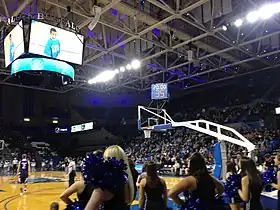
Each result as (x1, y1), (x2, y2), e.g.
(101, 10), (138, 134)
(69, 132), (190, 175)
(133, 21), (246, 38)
(12, 158), (18, 175)
(17, 154), (31, 195)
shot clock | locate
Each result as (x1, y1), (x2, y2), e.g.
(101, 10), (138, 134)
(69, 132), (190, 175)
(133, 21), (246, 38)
(151, 83), (169, 100)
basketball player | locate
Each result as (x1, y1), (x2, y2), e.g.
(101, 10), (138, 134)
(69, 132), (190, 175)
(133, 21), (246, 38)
(67, 157), (76, 187)
(17, 154), (31, 195)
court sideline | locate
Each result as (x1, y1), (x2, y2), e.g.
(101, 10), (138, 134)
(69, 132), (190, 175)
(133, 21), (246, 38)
(0, 171), (182, 210)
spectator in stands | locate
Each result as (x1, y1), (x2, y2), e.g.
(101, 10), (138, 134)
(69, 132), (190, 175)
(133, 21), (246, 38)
(136, 163), (147, 187)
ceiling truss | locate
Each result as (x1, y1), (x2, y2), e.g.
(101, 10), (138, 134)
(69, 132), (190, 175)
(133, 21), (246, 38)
(0, 0), (279, 94)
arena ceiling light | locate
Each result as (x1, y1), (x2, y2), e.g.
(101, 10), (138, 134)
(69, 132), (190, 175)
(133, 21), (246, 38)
(87, 59), (141, 85)
(52, 120), (58, 124)
(88, 70), (117, 84)
(24, 118), (30, 122)
(234, 19), (243, 27)
(131, 59), (141, 69)
(246, 11), (259, 23)
(233, 2), (280, 27)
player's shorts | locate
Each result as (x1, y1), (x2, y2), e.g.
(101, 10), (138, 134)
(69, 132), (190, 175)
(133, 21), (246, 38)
(18, 174), (28, 184)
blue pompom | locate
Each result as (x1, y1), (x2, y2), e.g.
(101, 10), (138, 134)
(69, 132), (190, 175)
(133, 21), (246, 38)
(180, 191), (203, 210)
(224, 174), (241, 201)
(82, 152), (128, 193)
(261, 166), (277, 192)
(64, 200), (83, 210)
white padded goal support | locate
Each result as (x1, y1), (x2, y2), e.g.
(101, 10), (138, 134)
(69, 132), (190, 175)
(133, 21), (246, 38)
(138, 106), (255, 153)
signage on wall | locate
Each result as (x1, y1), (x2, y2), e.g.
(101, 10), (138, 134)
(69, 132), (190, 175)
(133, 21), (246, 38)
(0, 13), (80, 32)
(55, 127), (69, 134)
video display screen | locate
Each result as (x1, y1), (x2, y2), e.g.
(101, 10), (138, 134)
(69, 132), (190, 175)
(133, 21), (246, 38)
(11, 57), (75, 80)
(4, 20), (25, 67)
(28, 20), (84, 65)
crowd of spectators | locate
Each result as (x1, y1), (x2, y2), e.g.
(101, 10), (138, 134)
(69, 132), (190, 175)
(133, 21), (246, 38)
(1, 96), (280, 176)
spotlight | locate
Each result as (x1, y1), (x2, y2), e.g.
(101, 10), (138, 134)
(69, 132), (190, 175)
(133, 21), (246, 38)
(52, 120), (58, 124)
(126, 64), (132, 70)
(120, 66), (125, 72)
(114, 69), (119, 74)
(222, 25), (227, 31)
(24, 118), (30, 122)
(131, 59), (141, 69)
(234, 19), (243, 27)
(246, 11), (259, 23)
(88, 79), (96, 84)
(259, 4), (275, 20)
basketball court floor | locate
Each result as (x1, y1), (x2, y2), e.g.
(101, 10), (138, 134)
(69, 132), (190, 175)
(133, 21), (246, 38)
(0, 171), (183, 210)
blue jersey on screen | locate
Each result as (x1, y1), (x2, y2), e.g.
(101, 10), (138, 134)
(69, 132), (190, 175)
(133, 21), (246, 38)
(19, 159), (29, 175)
(10, 42), (15, 62)
(44, 38), (60, 58)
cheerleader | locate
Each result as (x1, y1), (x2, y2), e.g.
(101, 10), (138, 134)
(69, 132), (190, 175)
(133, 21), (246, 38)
(85, 145), (135, 210)
(168, 152), (224, 210)
(138, 161), (167, 210)
(225, 162), (241, 210)
(238, 157), (263, 210)
(271, 153), (280, 210)
(60, 151), (102, 209)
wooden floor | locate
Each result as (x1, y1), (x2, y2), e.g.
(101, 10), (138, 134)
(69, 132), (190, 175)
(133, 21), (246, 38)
(0, 171), (183, 210)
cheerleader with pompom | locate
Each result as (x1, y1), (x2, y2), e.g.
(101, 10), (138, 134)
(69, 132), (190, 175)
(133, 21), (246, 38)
(84, 145), (135, 210)
(60, 150), (103, 210)
(225, 162), (242, 210)
(168, 152), (225, 210)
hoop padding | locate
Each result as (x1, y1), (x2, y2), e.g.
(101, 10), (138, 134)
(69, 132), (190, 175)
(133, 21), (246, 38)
(143, 129), (152, 139)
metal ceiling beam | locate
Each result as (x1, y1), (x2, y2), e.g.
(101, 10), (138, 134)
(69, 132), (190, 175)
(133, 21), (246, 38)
(13, 0), (33, 16)
(166, 63), (280, 93)
(83, 0), (209, 64)
(160, 49), (280, 88)
(179, 16), (269, 67)
(92, 0), (249, 65)
(104, 33), (280, 91)
(46, 0), (239, 65)
(1, 0), (9, 17)
(141, 30), (280, 68)
(78, 0), (122, 29)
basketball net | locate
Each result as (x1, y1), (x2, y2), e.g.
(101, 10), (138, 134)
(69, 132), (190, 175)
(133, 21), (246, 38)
(143, 130), (151, 139)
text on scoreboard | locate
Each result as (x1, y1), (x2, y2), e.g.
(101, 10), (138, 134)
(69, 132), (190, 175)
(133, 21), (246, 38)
(71, 122), (94, 133)
(151, 83), (169, 100)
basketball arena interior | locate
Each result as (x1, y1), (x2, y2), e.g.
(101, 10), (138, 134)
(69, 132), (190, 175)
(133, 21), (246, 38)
(1, 0), (280, 209)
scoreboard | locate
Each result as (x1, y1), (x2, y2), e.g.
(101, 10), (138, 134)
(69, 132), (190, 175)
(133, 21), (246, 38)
(71, 122), (94, 133)
(151, 83), (169, 100)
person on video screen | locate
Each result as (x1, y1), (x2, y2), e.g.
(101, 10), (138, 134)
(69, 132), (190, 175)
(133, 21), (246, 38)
(9, 34), (15, 62)
(44, 28), (60, 58)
